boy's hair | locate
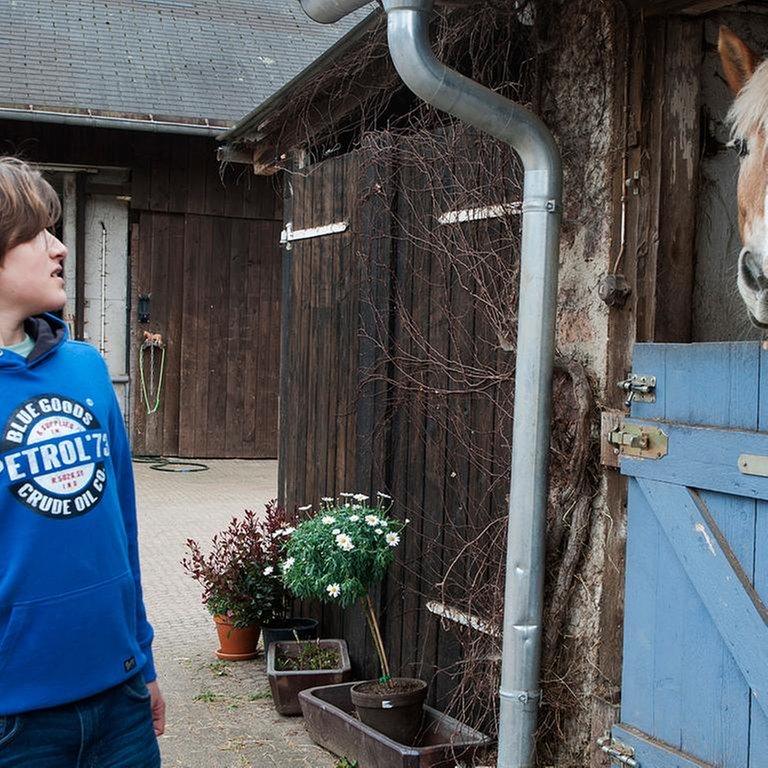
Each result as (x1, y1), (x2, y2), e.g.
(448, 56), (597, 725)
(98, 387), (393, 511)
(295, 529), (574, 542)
(0, 157), (61, 264)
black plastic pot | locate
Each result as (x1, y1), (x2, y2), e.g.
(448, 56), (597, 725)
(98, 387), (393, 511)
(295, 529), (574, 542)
(350, 677), (428, 746)
(261, 617), (319, 657)
(267, 639), (351, 715)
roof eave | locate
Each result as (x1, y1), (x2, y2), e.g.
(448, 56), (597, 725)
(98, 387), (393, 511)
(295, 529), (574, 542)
(218, 8), (383, 145)
(0, 105), (231, 137)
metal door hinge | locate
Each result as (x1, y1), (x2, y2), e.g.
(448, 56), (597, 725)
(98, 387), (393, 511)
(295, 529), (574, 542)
(279, 220), (349, 250)
(617, 373), (656, 407)
(597, 734), (639, 767)
(607, 422), (668, 460)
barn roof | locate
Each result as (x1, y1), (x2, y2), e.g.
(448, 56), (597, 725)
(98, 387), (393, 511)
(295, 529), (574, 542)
(0, 0), (375, 135)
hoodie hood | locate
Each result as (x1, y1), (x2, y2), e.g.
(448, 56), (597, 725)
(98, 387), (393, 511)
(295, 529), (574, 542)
(23, 314), (68, 364)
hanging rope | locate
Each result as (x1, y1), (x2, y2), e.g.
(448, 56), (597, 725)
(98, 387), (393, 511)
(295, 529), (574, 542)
(139, 331), (166, 415)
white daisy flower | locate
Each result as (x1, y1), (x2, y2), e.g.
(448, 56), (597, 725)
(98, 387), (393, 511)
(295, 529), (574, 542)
(332, 528), (341, 535)
(354, 493), (370, 502)
(263, 566), (274, 576)
(298, 504), (312, 512)
(380, 519), (389, 527)
(405, 518), (411, 524)
(352, 504), (361, 510)
(349, 514), (360, 522)
(281, 557), (295, 571)
(365, 514), (380, 526)
(375, 528), (383, 534)
(335, 532), (354, 550)
(339, 492), (354, 498)
(385, 532), (400, 547)
(322, 515), (336, 525)
(321, 496), (334, 502)
(326, 583), (341, 598)
(377, 491), (392, 499)
(341, 541), (355, 551)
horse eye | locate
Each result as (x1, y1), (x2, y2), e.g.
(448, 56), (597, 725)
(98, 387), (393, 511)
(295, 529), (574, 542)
(727, 137), (749, 158)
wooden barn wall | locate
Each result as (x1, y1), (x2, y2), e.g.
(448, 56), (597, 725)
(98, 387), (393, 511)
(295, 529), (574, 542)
(585, 14), (705, 764)
(279, 142), (513, 708)
(0, 121), (282, 458)
(621, 16), (702, 345)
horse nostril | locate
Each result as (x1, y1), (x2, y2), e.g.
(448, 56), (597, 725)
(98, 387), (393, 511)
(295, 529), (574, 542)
(740, 249), (767, 292)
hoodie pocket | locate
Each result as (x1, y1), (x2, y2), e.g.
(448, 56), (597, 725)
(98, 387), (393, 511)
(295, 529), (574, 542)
(0, 572), (143, 710)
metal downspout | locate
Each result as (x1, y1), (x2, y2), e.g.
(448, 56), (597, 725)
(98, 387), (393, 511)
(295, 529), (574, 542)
(299, 2), (562, 765)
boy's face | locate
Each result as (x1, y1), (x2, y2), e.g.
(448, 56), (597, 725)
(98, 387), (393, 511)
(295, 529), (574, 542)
(0, 229), (68, 318)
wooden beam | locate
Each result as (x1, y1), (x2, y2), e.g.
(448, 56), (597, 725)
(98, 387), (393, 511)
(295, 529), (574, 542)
(589, 12), (635, 763)
(635, 0), (740, 16)
(652, 17), (701, 343)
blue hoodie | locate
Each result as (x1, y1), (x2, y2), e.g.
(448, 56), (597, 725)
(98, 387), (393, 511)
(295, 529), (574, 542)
(0, 314), (155, 715)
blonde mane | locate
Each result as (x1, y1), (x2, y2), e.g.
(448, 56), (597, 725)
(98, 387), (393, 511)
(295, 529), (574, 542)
(728, 58), (768, 138)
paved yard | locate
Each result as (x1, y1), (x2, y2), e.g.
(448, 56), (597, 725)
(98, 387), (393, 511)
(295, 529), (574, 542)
(134, 459), (336, 768)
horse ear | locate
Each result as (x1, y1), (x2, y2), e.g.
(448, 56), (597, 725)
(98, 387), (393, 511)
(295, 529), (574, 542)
(718, 25), (760, 95)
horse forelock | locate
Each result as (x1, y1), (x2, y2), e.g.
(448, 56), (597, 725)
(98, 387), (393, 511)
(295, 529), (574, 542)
(728, 58), (768, 139)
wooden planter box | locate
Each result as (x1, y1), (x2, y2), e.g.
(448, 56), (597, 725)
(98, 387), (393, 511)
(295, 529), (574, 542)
(298, 682), (493, 768)
(266, 639), (351, 716)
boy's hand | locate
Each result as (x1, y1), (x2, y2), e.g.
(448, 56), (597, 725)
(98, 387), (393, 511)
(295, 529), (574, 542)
(147, 680), (166, 736)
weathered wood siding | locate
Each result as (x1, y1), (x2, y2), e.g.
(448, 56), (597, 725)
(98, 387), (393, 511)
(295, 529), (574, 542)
(279, 140), (517, 706)
(0, 121), (282, 457)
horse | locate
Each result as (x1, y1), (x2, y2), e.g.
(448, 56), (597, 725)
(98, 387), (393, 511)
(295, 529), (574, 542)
(719, 26), (768, 329)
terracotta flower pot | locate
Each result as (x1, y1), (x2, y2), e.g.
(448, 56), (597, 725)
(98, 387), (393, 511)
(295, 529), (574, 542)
(350, 677), (428, 745)
(213, 615), (260, 660)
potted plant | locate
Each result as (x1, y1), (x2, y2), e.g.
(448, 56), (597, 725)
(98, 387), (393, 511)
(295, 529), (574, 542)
(281, 492), (427, 745)
(182, 508), (280, 660)
(259, 501), (319, 656)
(267, 637), (352, 715)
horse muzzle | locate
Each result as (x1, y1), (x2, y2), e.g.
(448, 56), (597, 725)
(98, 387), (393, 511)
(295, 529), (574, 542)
(738, 248), (768, 327)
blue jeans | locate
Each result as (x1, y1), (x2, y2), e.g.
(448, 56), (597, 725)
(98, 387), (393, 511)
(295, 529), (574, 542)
(0, 675), (160, 767)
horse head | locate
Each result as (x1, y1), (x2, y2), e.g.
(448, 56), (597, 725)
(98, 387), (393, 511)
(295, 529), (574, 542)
(719, 26), (768, 328)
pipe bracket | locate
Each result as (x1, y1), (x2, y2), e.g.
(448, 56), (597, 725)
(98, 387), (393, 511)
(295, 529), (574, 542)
(499, 688), (542, 705)
(521, 199), (560, 214)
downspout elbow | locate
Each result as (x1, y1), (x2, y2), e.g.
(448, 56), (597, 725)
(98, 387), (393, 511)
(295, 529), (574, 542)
(383, 0), (561, 181)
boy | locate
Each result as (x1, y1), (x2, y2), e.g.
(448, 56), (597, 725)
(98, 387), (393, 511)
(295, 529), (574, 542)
(0, 157), (164, 766)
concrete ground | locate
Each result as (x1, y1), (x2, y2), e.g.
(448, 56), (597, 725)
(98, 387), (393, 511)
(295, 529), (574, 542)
(134, 459), (337, 768)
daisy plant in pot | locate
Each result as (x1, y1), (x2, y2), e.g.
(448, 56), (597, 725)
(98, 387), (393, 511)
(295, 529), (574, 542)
(281, 492), (427, 745)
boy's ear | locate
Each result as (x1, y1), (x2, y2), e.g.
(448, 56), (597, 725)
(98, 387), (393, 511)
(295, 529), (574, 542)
(718, 25), (760, 95)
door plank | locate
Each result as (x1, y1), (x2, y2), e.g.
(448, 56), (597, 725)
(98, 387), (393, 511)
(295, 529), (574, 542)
(612, 724), (711, 768)
(621, 481), (661, 735)
(637, 478), (768, 720)
(748, 352), (768, 762)
(750, 497), (768, 765)
(679, 490), (753, 766)
(620, 421), (768, 499)
(630, 343), (760, 428)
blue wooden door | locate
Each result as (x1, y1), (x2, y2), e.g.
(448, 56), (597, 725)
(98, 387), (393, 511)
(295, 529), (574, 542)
(612, 342), (768, 767)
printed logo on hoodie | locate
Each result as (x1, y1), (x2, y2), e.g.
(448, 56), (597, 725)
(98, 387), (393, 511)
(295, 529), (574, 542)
(0, 394), (110, 518)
